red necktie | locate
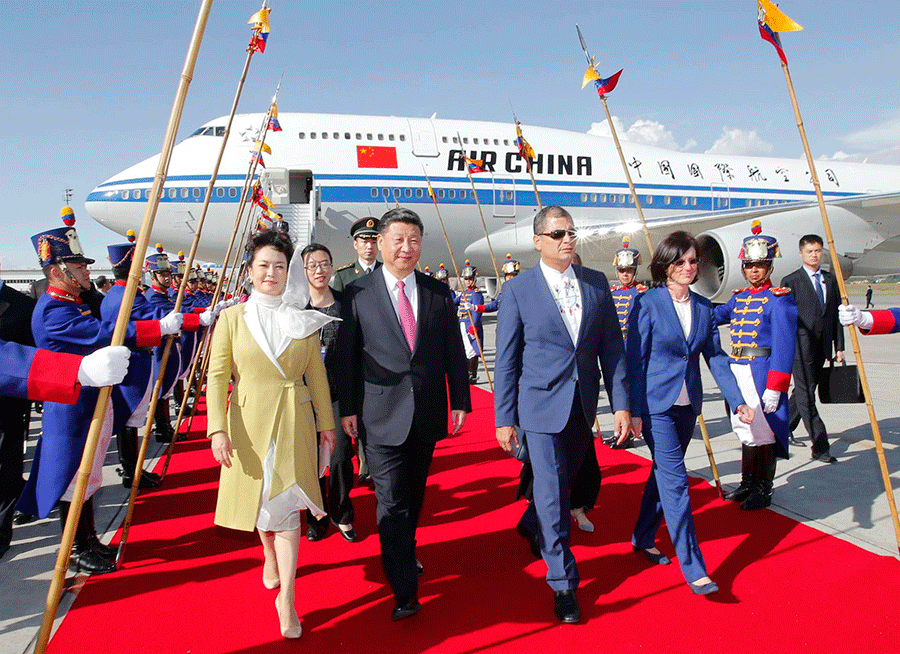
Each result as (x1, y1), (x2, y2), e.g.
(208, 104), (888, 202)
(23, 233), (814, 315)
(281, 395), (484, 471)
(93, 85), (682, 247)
(396, 280), (416, 350)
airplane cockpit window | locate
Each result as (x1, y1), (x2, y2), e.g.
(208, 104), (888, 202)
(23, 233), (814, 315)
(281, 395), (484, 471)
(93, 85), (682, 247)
(215, 126), (225, 136)
(188, 126), (219, 137)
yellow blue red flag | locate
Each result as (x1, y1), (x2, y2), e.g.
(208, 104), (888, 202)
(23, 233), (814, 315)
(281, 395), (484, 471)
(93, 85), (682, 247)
(268, 102), (282, 132)
(515, 122), (535, 161)
(465, 157), (487, 174)
(757, 0), (803, 65)
(248, 7), (270, 53)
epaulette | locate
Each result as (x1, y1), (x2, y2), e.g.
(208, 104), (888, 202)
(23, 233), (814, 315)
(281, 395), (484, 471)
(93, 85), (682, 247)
(335, 263), (354, 272)
(733, 287), (751, 294)
(770, 286), (792, 296)
(611, 285), (622, 291)
(637, 284), (648, 292)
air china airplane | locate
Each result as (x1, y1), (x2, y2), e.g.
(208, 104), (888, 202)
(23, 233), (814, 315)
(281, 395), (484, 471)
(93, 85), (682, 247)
(86, 112), (900, 301)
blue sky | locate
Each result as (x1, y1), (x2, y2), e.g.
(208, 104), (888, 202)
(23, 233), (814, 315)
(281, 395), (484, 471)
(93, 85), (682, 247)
(2, 1), (898, 269)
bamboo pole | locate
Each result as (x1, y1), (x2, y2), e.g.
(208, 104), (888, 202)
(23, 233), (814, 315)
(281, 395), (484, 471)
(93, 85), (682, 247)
(577, 24), (722, 495)
(116, 25), (263, 561)
(32, 3), (214, 652)
(778, 59), (900, 553)
(423, 168), (493, 392)
(456, 131), (501, 282)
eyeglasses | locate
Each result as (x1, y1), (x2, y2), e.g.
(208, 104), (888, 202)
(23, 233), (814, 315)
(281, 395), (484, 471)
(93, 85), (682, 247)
(538, 228), (577, 240)
(672, 258), (699, 268)
(304, 261), (333, 271)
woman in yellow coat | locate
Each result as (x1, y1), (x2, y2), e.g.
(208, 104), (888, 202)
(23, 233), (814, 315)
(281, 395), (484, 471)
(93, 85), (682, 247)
(208, 229), (337, 640)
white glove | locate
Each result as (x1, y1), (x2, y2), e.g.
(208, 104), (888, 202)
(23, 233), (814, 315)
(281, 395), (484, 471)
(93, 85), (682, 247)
(838, 304), (860, 326)
(214, 300), (230, 312)
(761, 388), (781, 414)
(199, 308), (216, 327)
(158, 310), (184, 336)
(78, 346), (131, 387)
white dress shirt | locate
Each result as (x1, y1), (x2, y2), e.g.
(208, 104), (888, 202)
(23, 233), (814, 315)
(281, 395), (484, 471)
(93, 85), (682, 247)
(539, 260), (582, 345)
(382, 266), (418, 324)
(358, 259), (376, 274)
(802, 264), (827, 305)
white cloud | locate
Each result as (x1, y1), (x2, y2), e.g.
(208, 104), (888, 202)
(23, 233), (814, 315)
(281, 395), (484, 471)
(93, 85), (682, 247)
(587, 118), (696, 152)
(839, 114), (900, 150)
(704, 127), (773, 156)
(819, 146), (900, 166)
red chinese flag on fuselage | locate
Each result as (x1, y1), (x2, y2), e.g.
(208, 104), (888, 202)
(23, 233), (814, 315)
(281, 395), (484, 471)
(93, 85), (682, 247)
(357, 145), (398, 169)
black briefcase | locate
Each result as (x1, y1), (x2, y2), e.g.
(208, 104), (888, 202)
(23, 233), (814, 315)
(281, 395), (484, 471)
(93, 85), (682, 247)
(818, 360), (865, 404)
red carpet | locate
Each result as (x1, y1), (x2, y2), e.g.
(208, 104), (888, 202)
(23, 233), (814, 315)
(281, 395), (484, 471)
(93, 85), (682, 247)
(48, 388), (900, 653)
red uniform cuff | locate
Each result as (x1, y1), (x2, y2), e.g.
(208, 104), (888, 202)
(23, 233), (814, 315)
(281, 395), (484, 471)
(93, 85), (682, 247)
(182, 312), (201, 332)
(192, 307), (205, 314)
(475, 305), (485, 313)
(28, 350), (83, 405)
(863, 310), (896, 335)
(135, 320), (162, 348)
(766, 370), (792, 394)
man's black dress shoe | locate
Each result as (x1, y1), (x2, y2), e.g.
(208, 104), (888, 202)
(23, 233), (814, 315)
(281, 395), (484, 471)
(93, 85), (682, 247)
(358, 474), (373, 487)
(516, 523), (541, 559)
(415, 559), (424, 575)
(554, 590), (581, 623)
(13, 511), (35, 525)
(391, 599), (421, 621)
(88, 536), (117, 561)
(306, 522), (327, 542)
(71, 546), (116, 575)
(789, 435), (803, 446)
(120, 469), (161, 489)
(337, 525), (356, 542)
(811, 450), (837, 464)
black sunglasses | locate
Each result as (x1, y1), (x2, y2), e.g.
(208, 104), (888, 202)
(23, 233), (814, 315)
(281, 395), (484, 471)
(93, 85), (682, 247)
(538, 228), (577, 240)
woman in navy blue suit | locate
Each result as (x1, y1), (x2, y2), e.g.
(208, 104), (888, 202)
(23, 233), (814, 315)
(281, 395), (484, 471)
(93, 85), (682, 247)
(625, 231), (753, 595)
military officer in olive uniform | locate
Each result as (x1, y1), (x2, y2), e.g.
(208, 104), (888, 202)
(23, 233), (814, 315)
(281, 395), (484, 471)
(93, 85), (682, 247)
(332, 216), (381, 484)
(331, 216), (382, 292)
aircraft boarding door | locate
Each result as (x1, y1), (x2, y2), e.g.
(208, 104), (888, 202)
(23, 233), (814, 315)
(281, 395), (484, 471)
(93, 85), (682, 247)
(268, 168), (317, 249)
(491, 174), (516, 217)
(407, 118), (439, 157)
(710, 183), (730, 211)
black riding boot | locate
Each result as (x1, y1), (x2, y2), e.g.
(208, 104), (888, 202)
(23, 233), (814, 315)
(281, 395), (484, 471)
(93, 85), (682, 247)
(154, 397), (175, 442)
(467, 357), (479, 384)
(724, 444), (754, 502)
(58, 501), (115, 575)
(741, 444), (776, 511)
(117, 427), (161, 489)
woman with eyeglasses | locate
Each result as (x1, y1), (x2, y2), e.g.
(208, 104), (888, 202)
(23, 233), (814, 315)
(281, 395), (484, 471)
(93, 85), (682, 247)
(625, 230), (752, 595)
(207, 229), (337, 639)
(300, 243), (358, 544)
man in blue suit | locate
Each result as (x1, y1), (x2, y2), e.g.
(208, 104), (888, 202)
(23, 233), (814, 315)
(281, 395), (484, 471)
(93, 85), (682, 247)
(494, 206), (630, 623)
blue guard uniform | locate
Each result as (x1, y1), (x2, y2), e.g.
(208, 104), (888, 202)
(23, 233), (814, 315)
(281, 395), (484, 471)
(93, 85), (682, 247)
(482, 254), (520, 313)
(713, 221), (797, 511)
(862, 308), (900, 334)
(17, 222), (163, 520)
(454, 261), (488, 384)
(609, 239), (646, 340)
(0, 339), (83, 404)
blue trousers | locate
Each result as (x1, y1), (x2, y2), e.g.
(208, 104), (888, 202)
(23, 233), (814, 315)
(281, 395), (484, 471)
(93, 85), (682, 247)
(632, 404), (709, 584)
(518, 397), (591, 592)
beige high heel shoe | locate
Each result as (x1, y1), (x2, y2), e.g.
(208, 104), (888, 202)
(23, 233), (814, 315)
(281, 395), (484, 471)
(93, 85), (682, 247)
(571, 507), (595, 532)
(275, 592), (302, 639)
(262, 574), (280, 590)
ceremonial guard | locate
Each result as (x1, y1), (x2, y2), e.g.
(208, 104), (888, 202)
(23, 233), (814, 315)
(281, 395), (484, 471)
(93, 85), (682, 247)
(17, 215), (183, 573)
(714, 222), (797, 510)
(331, 216), (381, 484)
(433, 263), (449, 284)
(606, 239), (646, 448)
(144, 247), (206, 442)
(331, 216), (382, 292)
(482, 254), (520, 313)
(454, 260), (489, 384)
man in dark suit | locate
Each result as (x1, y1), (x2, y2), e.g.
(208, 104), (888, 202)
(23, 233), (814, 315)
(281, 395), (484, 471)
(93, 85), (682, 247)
(0, 281), (37, 556)
(494, 206), (630, 623)
(781, 234), (844, 463)
(339, 208), (471, 621)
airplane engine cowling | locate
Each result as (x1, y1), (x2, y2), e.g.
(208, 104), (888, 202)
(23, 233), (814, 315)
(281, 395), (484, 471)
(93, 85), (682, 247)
(693, 209), (867, 302)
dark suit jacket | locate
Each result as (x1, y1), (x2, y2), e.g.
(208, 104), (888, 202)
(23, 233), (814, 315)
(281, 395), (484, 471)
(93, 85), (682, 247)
(338, 268), (471, 446)
(780, 267), (844, 358)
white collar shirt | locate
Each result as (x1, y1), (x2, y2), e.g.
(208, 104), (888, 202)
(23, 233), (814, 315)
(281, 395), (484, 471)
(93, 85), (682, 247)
(358, 259), (375, 274)
(540, 260), (582, 345)
(802, 264), (826, 305)
(382, 266), (418, 324)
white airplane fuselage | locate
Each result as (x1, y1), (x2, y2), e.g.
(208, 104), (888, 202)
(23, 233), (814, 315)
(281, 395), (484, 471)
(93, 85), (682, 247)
(86, 113), (900, 300)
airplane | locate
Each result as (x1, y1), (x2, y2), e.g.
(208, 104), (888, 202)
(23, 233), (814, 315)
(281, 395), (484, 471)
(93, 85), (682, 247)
(86, 112), (900, 301)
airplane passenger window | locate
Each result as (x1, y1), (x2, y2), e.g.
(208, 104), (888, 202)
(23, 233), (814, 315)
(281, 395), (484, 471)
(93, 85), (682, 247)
(399, 134), (405, 141)
(371, 188), (378, 198)
(378, 134), (384, 141)
(367, 133), (373, 140)
(600, 193), (607, 203)
(416, 188), (423, 198)
(460, 190), (466, 199)
(334, 132), (340, 139)
(393, 188), (400, 197)
(193, 188), (201, 198)
(181, 188), (189, 198)
(619, 194), (626, 203)
(229, 188), (237, 197)
(442, 137), (448, 143)
(123, 190), (130, 200)
(448, 190), (456, 199)
(462, 138), (468, 144)
(322, 132), (328, 139)
(493, 139), (499, 145)
(383, 188), (389, 197)
(356, 133), (362, 139)
(506, 191), (513, 200)
(169, 189), (176, 199)
(682, 197), (688, 205)
(691, 197), (698, 206)
(503, 139), (509, 145)
(452, 137), (458, 144)
(216, 188), (224, 197)
(345, 133), (351, 139)
(389, 134), (395, 141)
(405, 188), (412, 198)
(646, 195), (653, 204)
(628, 195), (634, 204)
(311, 133), (317, 139)
(299, 133), (305, 139)
(664, 196), (671, 205)
(473, 139), (479, 144)
(438, 189), (445, 199)
(591, 193), (597, 203)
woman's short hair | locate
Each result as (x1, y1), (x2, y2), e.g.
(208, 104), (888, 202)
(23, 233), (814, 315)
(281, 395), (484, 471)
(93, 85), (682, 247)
(649, 230), (699, 284)
(246, 229), (294, 266)
(300, 243), (332, 263)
